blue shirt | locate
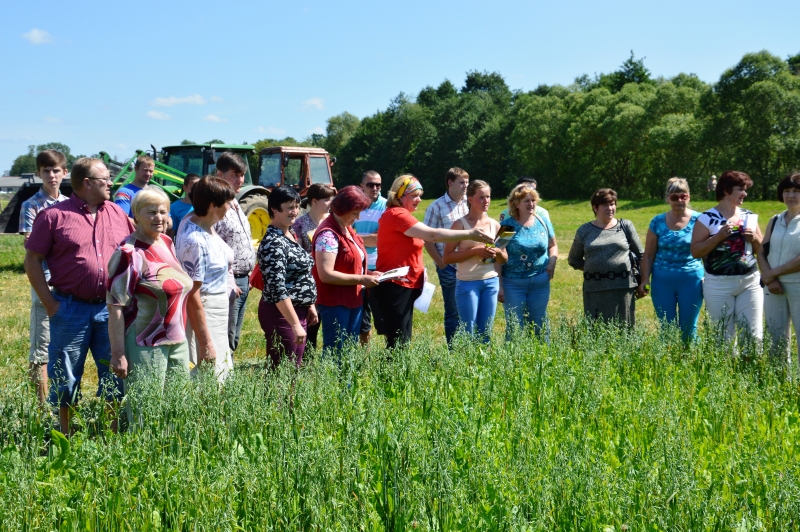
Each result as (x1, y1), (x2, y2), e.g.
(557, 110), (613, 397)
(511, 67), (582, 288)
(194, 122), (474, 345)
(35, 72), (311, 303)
(353, 196), (387, 270)
(113, 183), (144, 216)
(649, 211), (704, 273)
(170, 199), (194, 235)
(501, 215), (555, 278)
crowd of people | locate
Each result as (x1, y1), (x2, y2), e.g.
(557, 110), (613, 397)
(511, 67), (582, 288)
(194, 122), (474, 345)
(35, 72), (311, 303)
(18, 149), (800, 434)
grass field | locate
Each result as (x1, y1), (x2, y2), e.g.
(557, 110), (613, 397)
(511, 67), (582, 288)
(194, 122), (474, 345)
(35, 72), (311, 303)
(2, 198), (800, 530)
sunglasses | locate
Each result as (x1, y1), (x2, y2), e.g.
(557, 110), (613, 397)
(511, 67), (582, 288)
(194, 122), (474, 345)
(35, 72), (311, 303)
(364, 183), (381, 189)
(669, 193), (689, 201)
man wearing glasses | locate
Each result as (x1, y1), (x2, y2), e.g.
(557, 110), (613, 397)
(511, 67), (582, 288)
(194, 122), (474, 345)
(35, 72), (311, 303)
(353, 170), (387, 344)
(25, 157), (133, 436)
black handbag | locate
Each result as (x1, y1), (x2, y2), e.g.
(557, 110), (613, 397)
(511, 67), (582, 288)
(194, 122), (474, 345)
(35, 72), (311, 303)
(620, 219), (642, 285)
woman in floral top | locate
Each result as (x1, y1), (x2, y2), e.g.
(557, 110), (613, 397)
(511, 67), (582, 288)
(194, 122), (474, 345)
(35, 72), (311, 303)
(108, 188), (210, 422)
(258, 186), (318, 368)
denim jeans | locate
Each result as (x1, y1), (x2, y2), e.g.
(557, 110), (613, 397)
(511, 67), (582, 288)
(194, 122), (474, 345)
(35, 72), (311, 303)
(455, 276), (499, 342)
(318, 304), (363, 361)
(436, 265), (459, 344)
(650, 268), (704, 343)
(502, 272), (550, 338)
(228, 276), (250, 352)
(48, 292), (123, 407)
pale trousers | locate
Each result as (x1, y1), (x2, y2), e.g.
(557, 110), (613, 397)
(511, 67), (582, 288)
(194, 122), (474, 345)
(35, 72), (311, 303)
(763, 282), (800, 365)
(703, 271), (763, 344)
(186, 292), (233, 382)
(29, 287), (50, 364)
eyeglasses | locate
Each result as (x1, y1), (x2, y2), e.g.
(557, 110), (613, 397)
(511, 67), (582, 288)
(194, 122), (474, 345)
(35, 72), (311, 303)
(86, 177), (113, 184)
(669, 193), (689, 201)
(364, 183), (381, 189)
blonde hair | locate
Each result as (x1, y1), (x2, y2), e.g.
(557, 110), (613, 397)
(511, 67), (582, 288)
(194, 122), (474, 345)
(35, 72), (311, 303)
(665, 177), (690, 196)
(387, 174), (423, 208)
(507, 184), (540, 220)
(131, 187), (170, 221)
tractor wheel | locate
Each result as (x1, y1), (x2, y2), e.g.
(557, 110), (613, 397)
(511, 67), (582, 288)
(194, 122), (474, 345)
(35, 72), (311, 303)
(239, 194), (271, 247)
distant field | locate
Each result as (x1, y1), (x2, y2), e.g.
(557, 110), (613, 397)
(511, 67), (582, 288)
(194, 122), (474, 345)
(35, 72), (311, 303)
(1, 198), (799, 529)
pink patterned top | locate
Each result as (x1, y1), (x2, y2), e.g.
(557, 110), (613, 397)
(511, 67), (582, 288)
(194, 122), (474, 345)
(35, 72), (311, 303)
(106, 234), (193, 346)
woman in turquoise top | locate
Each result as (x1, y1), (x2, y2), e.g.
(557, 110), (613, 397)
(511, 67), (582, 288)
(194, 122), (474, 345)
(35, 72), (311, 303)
(639, 178), (704, 341)
(498, 184), (557, 338)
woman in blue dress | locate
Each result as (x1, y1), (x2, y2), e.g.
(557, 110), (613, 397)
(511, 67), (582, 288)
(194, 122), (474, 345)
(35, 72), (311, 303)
(638, 178), (704, 342)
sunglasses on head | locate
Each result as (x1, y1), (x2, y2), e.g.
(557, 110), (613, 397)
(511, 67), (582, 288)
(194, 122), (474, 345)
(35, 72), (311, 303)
(365, 182), (381, 189)
(669, 193), (689, 201)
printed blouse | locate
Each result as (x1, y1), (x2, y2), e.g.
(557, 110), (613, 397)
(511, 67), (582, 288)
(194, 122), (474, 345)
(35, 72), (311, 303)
(107, 235), (193, 347)
(257, 225), (316, 306)
(175, 219), (234, 294)
(649, 211), (704, 273)
(501, 214), (555, 279)
(292, 213), (321, 253)
(315, 229), (366, 268)
(696, 207), (758, 276)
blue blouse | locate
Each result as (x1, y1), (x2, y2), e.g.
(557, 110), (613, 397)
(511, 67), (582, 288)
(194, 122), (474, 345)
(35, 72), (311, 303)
(501, 215), (555, 279)
(649, 212), (704, 273)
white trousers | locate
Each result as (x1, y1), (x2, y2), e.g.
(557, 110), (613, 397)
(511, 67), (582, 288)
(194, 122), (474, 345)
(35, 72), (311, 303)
(704, 271), (763, 344)
(186, 292), (233, 382)
(764, 282), (800, 365)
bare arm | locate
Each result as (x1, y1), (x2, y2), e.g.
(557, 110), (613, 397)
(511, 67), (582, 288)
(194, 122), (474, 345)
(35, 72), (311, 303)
(108, 305), (128, 379)
(361, 233), (377, 248)
(24, 250), (59, 316)
(424, 242), (445, 270)
(638, 229), (658, 296)
(405, 221), (493, 244)
(186, 282), (216, 363)
(545, 237), (558, 279)
(317, 251), (378, 287)
(690, 221), (728, 259)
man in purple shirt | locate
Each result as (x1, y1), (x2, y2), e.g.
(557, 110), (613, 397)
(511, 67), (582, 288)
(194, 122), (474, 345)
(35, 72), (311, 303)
(25, 157), (134, 436)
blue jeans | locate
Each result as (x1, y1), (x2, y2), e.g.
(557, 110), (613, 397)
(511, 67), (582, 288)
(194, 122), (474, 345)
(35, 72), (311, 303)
(48, 292), (123, 407)
(228, 275), (251, 352)
(436, 265), (459, 345)
(502, 272), (550, 338)
(318, 304), (363, 360)
(650, 268), (704, 342)
(455, 277), (499, 342)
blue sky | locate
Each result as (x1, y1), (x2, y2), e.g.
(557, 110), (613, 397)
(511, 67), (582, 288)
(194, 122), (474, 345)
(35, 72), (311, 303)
(2, 0), (799, 174)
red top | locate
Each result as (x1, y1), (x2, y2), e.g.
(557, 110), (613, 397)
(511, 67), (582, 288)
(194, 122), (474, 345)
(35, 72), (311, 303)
(26, 194), (134, 301)
(312, 216), (367, 308)
(376, 207), (424, 289)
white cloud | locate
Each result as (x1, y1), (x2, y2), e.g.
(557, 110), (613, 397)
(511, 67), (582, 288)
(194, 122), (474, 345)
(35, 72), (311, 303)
(308, 126), (325, 135)
(146, 110), (170, 120)
(210, 96), (223, 102)
(203, 114), (227, 123)
(302, 97), (324, 111)
(22, 29), (54, 45)
(152, 94), (207, 107)
(41, 116), (61, 124)
(115, 143), (128, 150)
(256, 126), (287, 136)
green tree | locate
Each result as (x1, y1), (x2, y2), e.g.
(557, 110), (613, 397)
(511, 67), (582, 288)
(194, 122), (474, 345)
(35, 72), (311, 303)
(323, 112), (361, 156)
(10, 146), (37, 176)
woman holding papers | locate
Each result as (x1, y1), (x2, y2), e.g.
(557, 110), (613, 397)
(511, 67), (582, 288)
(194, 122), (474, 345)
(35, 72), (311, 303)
(375, 175), (494, 349)
(496, 183), (557, 338)
(312, 186), (381, 358)
(443, 180), (505, 342)
(758, 173), (800, 362)
(691, 171), (763, 344)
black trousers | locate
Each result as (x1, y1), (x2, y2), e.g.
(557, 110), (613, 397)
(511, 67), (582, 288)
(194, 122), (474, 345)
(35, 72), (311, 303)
(373, 282), (422, 350)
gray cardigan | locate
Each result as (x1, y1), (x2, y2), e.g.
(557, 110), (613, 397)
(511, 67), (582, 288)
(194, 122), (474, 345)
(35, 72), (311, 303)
(568, 219), (644, 292)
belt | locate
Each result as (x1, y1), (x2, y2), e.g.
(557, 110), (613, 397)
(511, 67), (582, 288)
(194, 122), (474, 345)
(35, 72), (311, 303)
(234, 273), (250, 278)
(583, 270), (630, 281)
(52, 288), (105, 305)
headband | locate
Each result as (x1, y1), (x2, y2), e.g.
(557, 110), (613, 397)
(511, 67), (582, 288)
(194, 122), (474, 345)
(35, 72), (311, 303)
(396, 177), (423, 200)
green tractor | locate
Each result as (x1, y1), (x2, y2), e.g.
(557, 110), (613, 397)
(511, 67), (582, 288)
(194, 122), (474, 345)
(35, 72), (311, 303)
(105, 143), (336, 245)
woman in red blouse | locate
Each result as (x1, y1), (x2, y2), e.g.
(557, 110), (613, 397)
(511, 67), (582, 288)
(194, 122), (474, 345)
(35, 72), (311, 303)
(375, 175), (494, 349)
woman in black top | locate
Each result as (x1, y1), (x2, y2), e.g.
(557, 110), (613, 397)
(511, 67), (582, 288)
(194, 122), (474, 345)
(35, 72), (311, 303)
(257, 186), (318, 368)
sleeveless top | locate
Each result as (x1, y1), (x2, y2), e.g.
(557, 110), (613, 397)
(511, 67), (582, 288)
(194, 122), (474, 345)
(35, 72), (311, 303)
(766, 210), (800, 284)
(455, 216), (500, 282)
(696, 207), (758, 276)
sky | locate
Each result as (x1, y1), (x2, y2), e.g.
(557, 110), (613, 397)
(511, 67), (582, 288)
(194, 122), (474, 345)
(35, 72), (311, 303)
(2, 0), (799, 174)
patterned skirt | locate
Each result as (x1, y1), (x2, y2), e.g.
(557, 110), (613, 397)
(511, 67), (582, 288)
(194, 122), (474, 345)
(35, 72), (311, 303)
(583, 288), (636, 327)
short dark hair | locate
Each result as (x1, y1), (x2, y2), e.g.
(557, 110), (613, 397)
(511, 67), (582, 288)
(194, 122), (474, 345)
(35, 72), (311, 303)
(777, 173), (800, 202)
(330, 185), (371, 216)
(300, 183), (336, 208)
(362, 170), (380, 182)
(268, 185), (300, 218)
(716, 170), (753, 201)
(590, 188), (617, 213)
(191, 176), (235, 216)
(134, 155), (154, 170)
(445, 167), (469, 187)
(70, 157), (103, 191)
(36, 150), (67, 172)
(516, 175), (537, 187)
(216, 152), (247, 174)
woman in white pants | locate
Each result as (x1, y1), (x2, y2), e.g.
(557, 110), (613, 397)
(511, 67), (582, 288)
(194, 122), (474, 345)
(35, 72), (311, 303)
(758, 173), (800, 363)
(691, 170), (763, 347)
